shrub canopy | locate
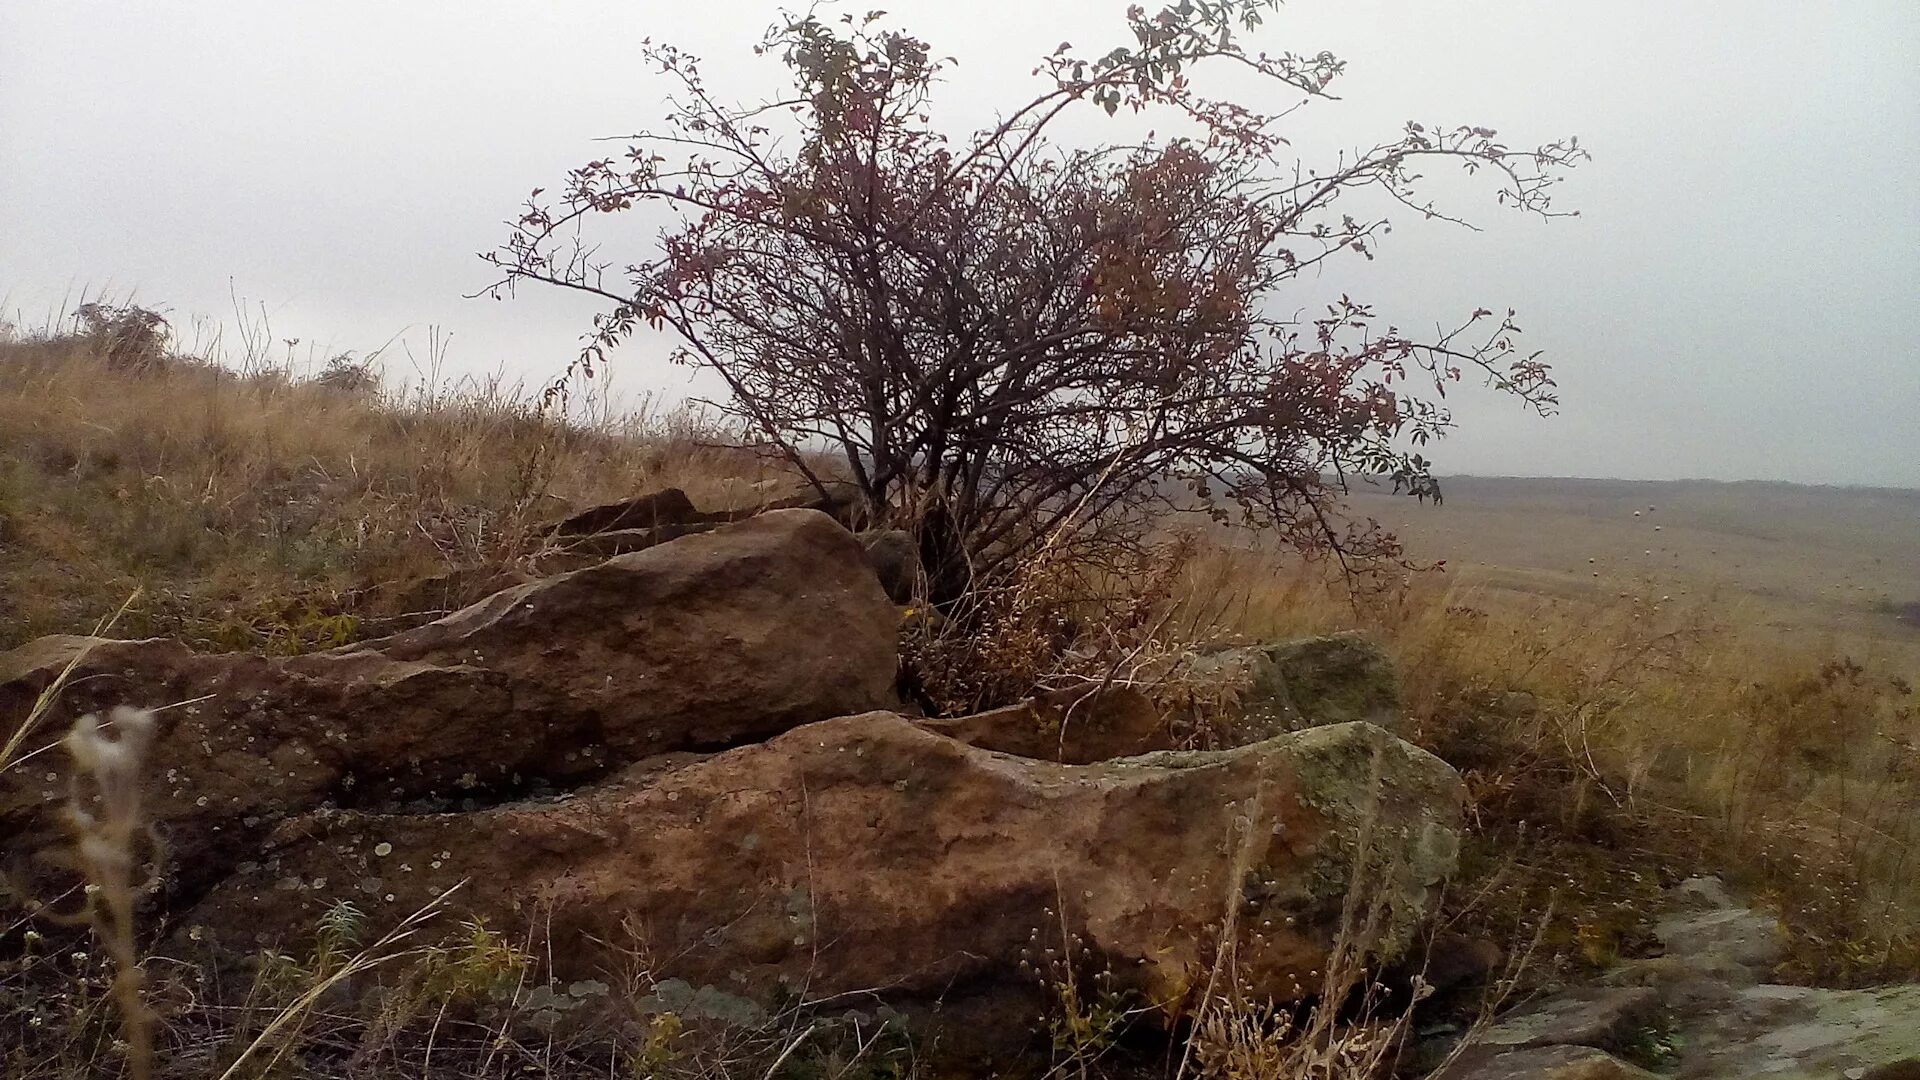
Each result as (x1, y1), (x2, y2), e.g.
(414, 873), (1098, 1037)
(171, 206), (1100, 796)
(486, 1), (1587, 602)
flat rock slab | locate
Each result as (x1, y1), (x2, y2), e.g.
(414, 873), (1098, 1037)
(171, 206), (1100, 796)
(553, 521), (719, 557)
(1678, 983), (1920, 1079)
(1432, 986), (1663, 1078)
(1654, 905), (1784, 979)
(1473, 986), (1662, 1051)
(1425, 876), (1920, 1080)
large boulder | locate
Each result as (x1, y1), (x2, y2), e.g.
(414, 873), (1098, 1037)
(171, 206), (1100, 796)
(349, 510), (898, 752)
(181, 714), (1464, 1059)
(1, 510), (899, 915)
(1182, 631), (1403, 742)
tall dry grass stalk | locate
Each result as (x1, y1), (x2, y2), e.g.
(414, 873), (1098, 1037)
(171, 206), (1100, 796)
(61, 706), (160, 1080)
(1180, 757), (1428, 1080)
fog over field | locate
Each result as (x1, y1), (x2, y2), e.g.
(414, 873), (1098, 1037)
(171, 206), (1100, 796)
(3, 0), (1917, 487)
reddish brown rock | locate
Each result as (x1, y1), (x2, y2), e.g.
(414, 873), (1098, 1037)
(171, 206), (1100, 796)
(917, 683), (1175, 763)
(1, 510), (898, 914)
(353, 509), (898, 754)
(182, 714), (1463, 1056)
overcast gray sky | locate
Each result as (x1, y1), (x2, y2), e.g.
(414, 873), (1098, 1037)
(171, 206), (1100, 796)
(3, 1), (1916, 487)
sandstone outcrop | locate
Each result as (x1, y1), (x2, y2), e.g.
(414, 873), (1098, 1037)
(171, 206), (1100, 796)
(1, 510), (899, 911)
(1426, 876), (1920, 1080)
(183, 714), (1463, 1055)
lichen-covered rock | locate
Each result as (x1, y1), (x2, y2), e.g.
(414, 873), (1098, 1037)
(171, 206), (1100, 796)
(1677, 984), (1920, 1079)
(1184, 631), (1403, 741)
(1654, 894), (1784, 980)
(183, 715), (1463, 1058)
(1428, 875), (1920, 1080)
(1468, 986), (1663, 1053)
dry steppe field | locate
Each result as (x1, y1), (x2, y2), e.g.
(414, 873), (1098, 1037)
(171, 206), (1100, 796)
(1345, 475), (1920, 662)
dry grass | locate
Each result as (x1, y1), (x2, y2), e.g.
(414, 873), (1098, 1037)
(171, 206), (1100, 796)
(0, 317), (792, 654)
(1174, 543), (1920, 987)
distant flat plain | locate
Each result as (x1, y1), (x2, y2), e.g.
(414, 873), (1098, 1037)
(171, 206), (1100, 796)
(1337, 476), (1920, 665)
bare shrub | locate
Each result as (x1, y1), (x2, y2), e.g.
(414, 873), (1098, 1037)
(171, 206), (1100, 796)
(484, 1), (1586, 608)
(311, 353), (380, 395)
(904, 530), (1197, 713)
(73, 303), (170, 373)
